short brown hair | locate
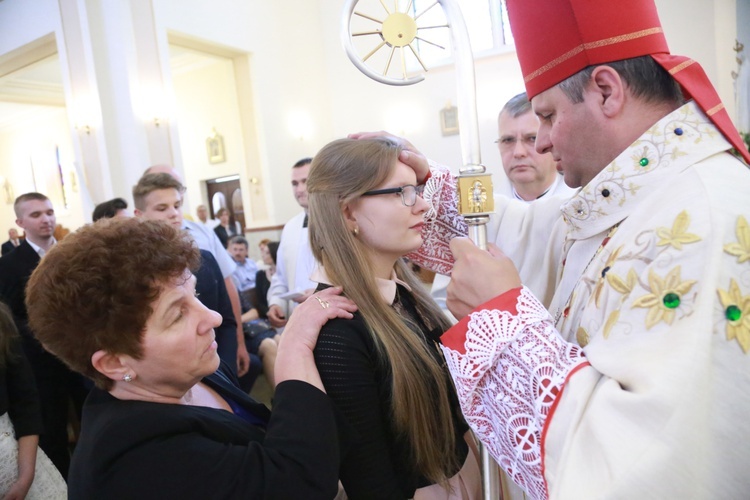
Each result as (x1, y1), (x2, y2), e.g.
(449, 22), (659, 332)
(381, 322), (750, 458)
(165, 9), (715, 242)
(26, 218), (200, 389)
(14, 192), (50, 218)
(132, 173), (184, 211)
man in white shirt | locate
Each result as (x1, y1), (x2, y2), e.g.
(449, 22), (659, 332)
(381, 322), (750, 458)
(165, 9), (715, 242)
(196, 204), (219, 229)
(266, 158), (318, 329)
(496, 92), (576, 202)
(431, 92), (576, 319)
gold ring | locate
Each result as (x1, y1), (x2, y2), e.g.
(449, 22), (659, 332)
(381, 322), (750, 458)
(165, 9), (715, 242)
(315, 296), (330, 309)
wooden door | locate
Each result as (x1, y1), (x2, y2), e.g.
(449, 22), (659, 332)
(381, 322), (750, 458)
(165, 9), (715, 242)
(205, 176), (245, 231)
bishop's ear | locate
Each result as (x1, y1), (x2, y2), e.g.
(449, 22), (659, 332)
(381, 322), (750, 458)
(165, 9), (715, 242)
(589, 65), (626, 117)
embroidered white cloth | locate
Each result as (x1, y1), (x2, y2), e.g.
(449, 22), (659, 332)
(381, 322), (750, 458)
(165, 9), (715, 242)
(420, 102), (750, 498)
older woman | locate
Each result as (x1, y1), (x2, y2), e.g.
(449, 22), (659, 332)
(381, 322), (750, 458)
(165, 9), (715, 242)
(25, 218), (355, 499)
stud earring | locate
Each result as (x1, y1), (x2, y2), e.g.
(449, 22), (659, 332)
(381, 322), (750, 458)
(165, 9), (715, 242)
(353, 227), (359, 236)
(122, 374), (133, 383)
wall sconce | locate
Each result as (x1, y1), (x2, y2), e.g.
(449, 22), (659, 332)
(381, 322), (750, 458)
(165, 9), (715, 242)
(287, 110), (313, 141)
(75, 123), (92, 135)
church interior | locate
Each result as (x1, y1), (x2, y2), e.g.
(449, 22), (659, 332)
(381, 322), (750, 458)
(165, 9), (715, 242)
(0, 0), (748, 257)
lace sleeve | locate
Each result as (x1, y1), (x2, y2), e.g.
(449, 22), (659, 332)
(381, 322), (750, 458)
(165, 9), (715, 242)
(440, 287), (588, 500)
(407, 162), (468, 275)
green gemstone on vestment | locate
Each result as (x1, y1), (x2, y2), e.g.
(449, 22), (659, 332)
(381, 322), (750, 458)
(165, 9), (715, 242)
(662, 292), (680, 309)
(639, 157), (649, 167)
(726, 305), (742, 322)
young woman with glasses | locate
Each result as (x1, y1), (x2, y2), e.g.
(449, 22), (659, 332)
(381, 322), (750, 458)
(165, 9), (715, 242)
(306, 137), (481, 499)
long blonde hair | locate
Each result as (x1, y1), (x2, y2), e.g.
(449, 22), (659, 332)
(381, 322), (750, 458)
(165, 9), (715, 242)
(308, 137), (457, 483)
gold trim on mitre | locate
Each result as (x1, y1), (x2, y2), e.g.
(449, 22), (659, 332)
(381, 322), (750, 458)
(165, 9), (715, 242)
(524, 27), (664, 83)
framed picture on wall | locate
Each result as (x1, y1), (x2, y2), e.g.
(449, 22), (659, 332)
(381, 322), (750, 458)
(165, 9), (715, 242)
(440, 106), (459, 136)
(206, 128), (226, 164)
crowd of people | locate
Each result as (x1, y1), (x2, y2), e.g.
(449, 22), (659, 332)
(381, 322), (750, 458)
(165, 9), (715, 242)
(1, 0), (749, 498)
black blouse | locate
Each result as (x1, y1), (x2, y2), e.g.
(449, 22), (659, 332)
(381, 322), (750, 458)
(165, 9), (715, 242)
(313, 284), (469, 499)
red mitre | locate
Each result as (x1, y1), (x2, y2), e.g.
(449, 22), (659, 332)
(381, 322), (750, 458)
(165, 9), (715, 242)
(506, 0), (750, 163)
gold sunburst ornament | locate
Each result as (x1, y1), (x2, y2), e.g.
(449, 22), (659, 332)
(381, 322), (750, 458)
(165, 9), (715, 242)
(345, 0), (449, 83)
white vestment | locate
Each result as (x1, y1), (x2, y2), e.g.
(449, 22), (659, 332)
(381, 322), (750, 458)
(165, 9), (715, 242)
(411, 102), (750, 499)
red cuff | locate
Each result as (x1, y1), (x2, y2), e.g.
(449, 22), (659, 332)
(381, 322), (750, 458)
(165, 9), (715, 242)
(440, 287), (523, 354)
(420, 169), (432, 185)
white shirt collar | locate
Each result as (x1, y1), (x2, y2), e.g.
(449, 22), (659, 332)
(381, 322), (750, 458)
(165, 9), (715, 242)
(310, 266), (412, 305)
(26, 236), (57, 258)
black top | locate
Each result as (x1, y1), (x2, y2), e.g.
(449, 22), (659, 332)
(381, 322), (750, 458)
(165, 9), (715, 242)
(214, 224), (239, 249)
(0, 337), (43, 438)
(69, 363), (347, 500)
(313, 284), (469, 499)
(254, 269), (272, 319)
(0, 240), (39, 328)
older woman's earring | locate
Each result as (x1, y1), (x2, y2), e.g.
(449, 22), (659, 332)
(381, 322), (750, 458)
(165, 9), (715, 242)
(352, 226), (359, 237)
(122, 374), (133, 383)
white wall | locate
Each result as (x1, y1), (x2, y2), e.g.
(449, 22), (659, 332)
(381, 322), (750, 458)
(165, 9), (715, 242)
(154, 0), (336, 226)
(0, 106), (84, 231)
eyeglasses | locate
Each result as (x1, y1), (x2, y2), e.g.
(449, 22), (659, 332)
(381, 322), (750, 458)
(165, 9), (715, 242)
(361, 184), (425, 207)
(494, 134), (537, 151)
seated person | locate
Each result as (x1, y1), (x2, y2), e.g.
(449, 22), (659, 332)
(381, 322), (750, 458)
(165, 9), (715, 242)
(227, 236), (259, 317)
(25, 217), (356, 498)
(228, 235), (278, 387)
(254, 240), (279, 322)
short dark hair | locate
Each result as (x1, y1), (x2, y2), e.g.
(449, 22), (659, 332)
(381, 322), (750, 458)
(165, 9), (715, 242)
(293, 157), (312, 169)
(500, 92), (532, 118)
(228, 235), (248, 248)
(14, 192), (49, 218)
(216, 207), (229, 217)
(26, 218), (200, 389)
(558, 55), (684, 105)
(92, 198), (128, 222)
(132, 173), (184, 211)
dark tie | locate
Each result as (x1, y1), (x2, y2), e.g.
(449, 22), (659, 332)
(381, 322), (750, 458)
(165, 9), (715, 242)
(302, 215), (309, 228)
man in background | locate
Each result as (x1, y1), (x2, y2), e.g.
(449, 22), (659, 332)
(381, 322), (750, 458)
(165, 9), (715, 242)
(92, 197), (130, 222)
(0, 193), (80, 477)
(132, 173), (242, 377)
(496, 92), (576, 201)
(143, 165), (249, 376)
(266, 158), (318, 329)
(196, 204), (219, 229)
(1, 227), (22, 255)
(431, 92), (576, 319)
(227, 235), (259, 318)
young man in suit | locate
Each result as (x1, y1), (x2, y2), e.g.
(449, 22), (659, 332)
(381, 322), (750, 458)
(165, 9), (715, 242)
(0, 192), (79, 477)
